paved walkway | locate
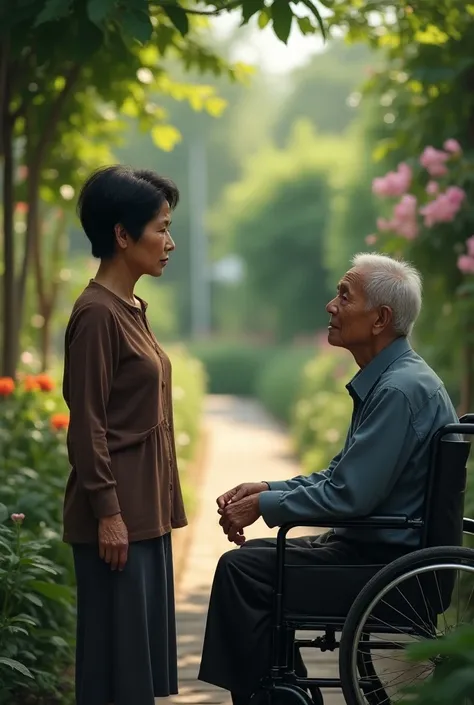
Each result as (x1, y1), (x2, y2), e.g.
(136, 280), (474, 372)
(158, 396), (343, 705)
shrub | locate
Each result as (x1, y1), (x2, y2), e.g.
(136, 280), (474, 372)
(168, 346), (206, 512)
(400, 625), (474, 704)
(255, 346), (316, 424)
(291, 349), (357, 473)
(189, 341), (275, 396)
(0, 507), (75, 704)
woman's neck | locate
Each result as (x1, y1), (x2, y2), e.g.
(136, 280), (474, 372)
(94, 259), (138, 305)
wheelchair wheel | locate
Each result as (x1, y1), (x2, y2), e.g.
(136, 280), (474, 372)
(250, 683), (314, 705)
(339, 546), (474, 705)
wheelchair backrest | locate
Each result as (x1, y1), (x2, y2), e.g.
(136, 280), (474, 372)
(423, 435), (471, 549)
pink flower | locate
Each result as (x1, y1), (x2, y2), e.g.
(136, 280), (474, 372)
(426, 181), (439, 196)
(365, 234), (378, 245)
(420, 146), (449, 177)
(466, 236), (474, 258)
(446, 186), (466, 206)
(11, 513), (25, 523)
(376, 217), (393, 232)
(457, 255), (474, 274)
(372, 163), (412, 198)
(375, 195), (419, 240)
(443, 139), (462, 155)
(419, 186), (466, 227)
(392, 194), (419, 239)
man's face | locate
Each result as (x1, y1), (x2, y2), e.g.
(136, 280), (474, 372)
(326, 267), (379, 350)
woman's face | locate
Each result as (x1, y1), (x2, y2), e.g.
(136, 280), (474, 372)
(123, 200), (175, 278)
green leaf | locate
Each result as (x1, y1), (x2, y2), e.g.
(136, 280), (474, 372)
(121, 9), (153, 44)
(297, 16), (314, 35)
(29, 580), (74, 602)
(271, 0), (293, 43)
(257, 8), (271, 28)
(50, 635), (68, 647)
(151, 124), (182, 152)
(241, 0), (265, 24)
(163, 4), (189, 36)
(0, 504), (7, 523)
(35, 0), (72, 26)
(24, 592), (43, 608)
(87, 0), (116, 25)
(0, 657), (33, 678)
(299, 0), (326, 39)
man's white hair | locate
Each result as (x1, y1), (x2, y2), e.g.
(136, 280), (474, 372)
(351, 252), (422, 336)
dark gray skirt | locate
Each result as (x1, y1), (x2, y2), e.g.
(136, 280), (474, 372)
(73, 533), (177, 705)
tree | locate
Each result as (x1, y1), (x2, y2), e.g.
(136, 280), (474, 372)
(0, 0), (327, 376)
(324, 1), (474, 409)
(209, 121), (354, 341)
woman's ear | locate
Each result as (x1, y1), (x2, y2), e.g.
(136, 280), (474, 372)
(114, 224), (128, 251)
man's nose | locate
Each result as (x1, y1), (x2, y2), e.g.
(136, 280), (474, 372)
(326, 298), (337, 314)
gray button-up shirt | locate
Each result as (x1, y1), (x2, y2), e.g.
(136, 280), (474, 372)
(260, 337), (458, 547)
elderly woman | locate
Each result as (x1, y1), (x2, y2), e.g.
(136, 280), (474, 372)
(62, 165), (187, 705)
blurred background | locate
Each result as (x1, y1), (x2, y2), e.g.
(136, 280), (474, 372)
(1, 2), (474, 703)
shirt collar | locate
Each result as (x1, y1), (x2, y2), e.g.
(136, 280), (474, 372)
(346, 337), (412, 402)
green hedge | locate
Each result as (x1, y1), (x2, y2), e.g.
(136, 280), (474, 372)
(0, 347), (205, 703)
(255, 346), (315, 423)
(189, 341), (275, 396)
(291, 348), (357, 473)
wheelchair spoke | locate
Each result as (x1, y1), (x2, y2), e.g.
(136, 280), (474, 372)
(340, 553), (474, 705)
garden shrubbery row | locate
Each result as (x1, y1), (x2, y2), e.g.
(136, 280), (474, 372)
(0, 346), (205, 703)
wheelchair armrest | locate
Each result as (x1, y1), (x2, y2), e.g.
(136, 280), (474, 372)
(464, 517), (474, 535)
(277, 515), (413, 546)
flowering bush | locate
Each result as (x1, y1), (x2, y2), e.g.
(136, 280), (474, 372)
(0, 507), (74, 703)
(369, 139), (474, 416)
(0, 374), (69, 532)
(369, 139), (469, 256)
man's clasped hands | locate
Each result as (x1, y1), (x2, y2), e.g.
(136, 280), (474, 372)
(216, 481), (269, 545)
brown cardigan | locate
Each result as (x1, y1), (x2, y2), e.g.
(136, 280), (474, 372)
(62, 281), (188, 543)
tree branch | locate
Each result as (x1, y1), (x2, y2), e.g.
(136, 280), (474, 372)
(34, 62), (81, 166)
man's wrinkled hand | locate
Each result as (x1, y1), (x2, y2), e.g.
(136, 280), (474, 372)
(216, 482), (269, 511)
(219, 494), (261, 545)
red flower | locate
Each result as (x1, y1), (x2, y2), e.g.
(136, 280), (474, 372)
(0, 377), (15, 396)
(15, 201), (28, 214)
(35, 373), (55, 392)
(24, 375), (40, 392)
(51, 413), (69, 431)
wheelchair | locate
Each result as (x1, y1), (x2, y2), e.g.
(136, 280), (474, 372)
(250, 415), (474, 705)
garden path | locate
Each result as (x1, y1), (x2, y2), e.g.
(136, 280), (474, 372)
(156, 395), (344, 705)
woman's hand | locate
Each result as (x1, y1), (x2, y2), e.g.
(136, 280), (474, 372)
(98, 513), (129, 571)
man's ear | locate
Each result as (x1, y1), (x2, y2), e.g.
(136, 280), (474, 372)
(114, 223), (128, 251)
(373, 305), (392, 336)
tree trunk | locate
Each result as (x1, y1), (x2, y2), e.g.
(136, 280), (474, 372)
(1, 106), (16, 377)
(39, 306), (52, 372)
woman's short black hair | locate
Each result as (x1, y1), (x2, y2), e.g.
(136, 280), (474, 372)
(77, 165), (179, 259)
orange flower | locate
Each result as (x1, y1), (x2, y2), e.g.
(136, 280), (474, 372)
(24, 375), (40, 392)
(15, 201), (28, 214)
(51, 413), (69, 431)
(0, 377), (15, 396)
(35, 373), (55, 392)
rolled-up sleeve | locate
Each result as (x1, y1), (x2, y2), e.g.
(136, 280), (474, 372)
(260, 387), (416, 528)
(66, 304), (121, 519)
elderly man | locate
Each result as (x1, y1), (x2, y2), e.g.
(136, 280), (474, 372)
(198, 253), (458, 702)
